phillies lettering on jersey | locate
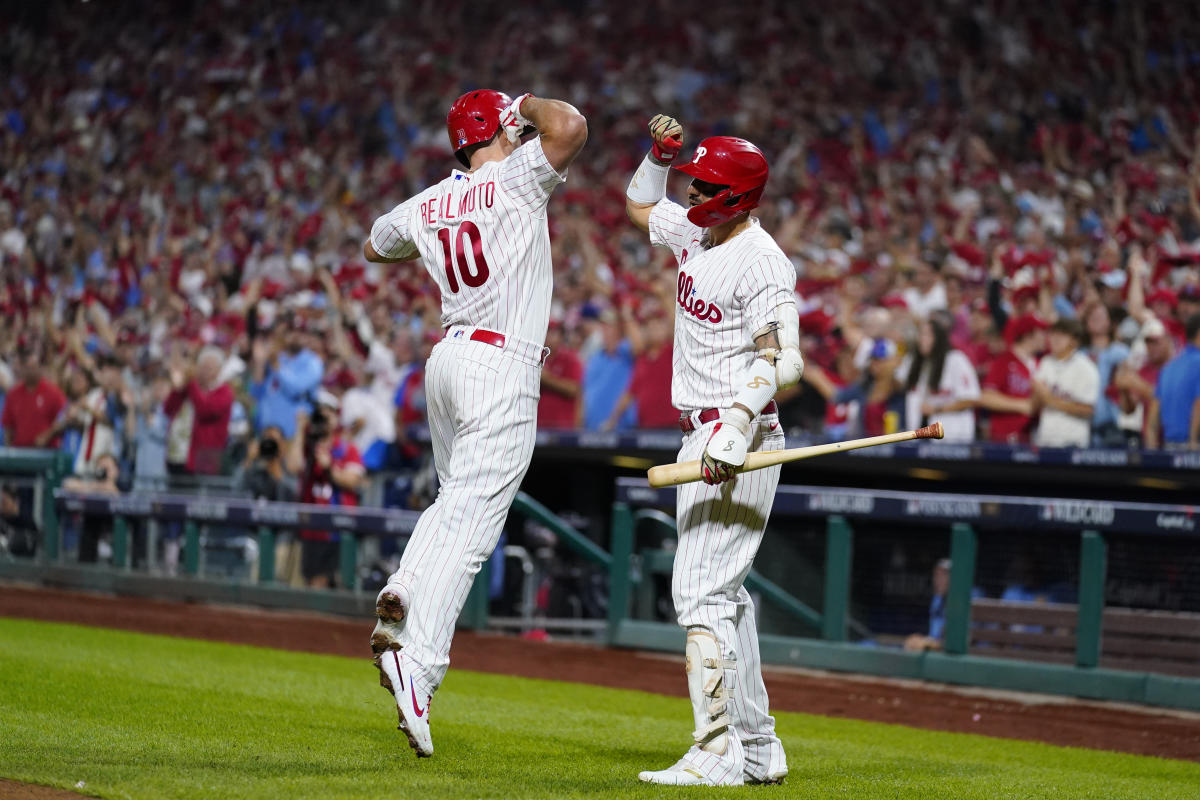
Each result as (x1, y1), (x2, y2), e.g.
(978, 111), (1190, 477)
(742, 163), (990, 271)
(370, 139), (566, 345)
(648, 199), (798, 412)
(677, 271), (724, 323)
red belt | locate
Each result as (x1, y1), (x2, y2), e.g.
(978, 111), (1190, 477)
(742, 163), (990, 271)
(444, 326), (549, 365)
(679, 400), (778, 433)
(444, 327), (506, 347)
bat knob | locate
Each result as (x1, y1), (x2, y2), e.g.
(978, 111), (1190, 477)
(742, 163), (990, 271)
(916, 421), (945, 440)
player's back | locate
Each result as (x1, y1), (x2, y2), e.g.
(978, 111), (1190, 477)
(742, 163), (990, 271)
(373, 139), (566, 346)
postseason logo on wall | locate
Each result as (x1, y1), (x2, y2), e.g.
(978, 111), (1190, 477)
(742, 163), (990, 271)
(1038, 501), (1116, 526)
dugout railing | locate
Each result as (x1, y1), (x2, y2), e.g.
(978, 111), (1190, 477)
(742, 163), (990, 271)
(0, 484), (612, 634)
(609, 478), (1200, 712)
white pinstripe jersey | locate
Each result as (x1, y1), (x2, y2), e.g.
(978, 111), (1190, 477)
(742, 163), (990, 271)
(369, 139), (566, 345)
(649, 200), (797, 411)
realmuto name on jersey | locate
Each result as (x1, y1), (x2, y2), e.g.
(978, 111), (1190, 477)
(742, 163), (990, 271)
(677, 271), (723, 323)
(419, 180), (496, 226)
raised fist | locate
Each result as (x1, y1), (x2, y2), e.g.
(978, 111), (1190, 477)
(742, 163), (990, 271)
(649, 114), (683, 164)
(500, 93), (534, 144)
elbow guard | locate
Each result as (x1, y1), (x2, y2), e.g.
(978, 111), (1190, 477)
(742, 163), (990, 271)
(774, 347), (805, 389)
(761, 302), (804, 389)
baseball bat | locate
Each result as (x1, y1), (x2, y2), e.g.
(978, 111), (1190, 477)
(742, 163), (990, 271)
(646, 421), (945, 488)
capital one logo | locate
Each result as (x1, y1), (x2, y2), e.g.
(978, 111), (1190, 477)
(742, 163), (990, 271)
(692, 146), (707, 164)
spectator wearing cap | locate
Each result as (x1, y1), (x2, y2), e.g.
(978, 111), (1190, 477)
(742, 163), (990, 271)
(898, 314), (980, 442)
(1079, 301), (1131, 447)
(1113, 317), (1173, 447)
(538, 320), (583, 429)
(2, 348), (66, 448)
(977, 315), (1047, 444)
(582, 310), (636, 431)
(1147, 313), (1200, 450)
(288, 391), (365, 588)
(1031, 318), (1100, 448)
(164, 346), (234, 475)
(250, 314), (324, 440)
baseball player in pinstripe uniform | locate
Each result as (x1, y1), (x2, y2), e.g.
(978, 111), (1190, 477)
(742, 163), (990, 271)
(364, 90), (587, 757)
(626, 115), (804, 786)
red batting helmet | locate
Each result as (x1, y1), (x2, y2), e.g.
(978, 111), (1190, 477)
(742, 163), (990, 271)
(446, 89), (512, 167)
(674, 136), (769, 227)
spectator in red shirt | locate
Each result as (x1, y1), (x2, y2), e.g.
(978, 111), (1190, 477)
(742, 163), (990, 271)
(289, 392), (365, 589)
(537, 321), (582, 428)
(2, 350), (66, 448)
(607, 306), (676, 430)
(977, 315), (1047, 444)
(164, 346), (234, 474)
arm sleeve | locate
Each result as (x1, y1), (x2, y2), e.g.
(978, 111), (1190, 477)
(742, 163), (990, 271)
(498, 138), (567, 212)
(734, 251), (798, 336)
(369, 199), (420, 261)
(647, 199), (698, 257)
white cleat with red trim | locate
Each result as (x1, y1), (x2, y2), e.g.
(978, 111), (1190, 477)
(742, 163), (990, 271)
(378, 649), (433, 758)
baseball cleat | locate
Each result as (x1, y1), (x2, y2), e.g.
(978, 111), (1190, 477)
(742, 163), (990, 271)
(371, 584), (410, 690)
(378, 649), (433, 757)
(638, 743), (745, 786)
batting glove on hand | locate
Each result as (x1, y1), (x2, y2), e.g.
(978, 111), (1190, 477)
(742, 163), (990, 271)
(649, 114), (683, 164)
(500, 93), (534, 144)
(701, 407), (751, 485)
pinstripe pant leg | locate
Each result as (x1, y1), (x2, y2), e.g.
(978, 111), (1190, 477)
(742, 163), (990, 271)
(672, 423), (781, 716)
(730, 587), (782, 774)
(389, 343), (540, 693)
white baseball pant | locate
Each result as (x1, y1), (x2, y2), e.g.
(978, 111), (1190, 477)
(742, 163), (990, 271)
(385, 327), (545, 695)
(672, 407), (784, 777)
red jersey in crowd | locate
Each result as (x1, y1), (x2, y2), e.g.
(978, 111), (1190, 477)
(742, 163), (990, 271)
(982, 351), (1036, 443)
(2, 379), (66, 447)
(164, 380), (234, 474)
(537, 347), (583, 428)
(301, 436), (365, 508)
(631, 344), (677, 429)
(300, 435), (365, 544)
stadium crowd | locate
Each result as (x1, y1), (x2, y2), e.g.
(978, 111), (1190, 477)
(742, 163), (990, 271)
(2, 0), (1200, 515)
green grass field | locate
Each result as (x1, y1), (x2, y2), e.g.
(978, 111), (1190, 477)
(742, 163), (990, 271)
(1, 618), (1197, 799)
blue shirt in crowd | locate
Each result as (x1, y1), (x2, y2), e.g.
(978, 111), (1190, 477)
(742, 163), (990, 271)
(251, 349), (324, 438)
(1088, 341), (1130, 431)
(582, 340), (636, 431)
(1156, 344), (1200, 443)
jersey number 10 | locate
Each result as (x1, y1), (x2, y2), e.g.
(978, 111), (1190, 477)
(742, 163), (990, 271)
(436, 221), (490, 293)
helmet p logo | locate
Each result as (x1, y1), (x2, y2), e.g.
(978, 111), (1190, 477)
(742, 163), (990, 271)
(692, 146), (707, 164)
